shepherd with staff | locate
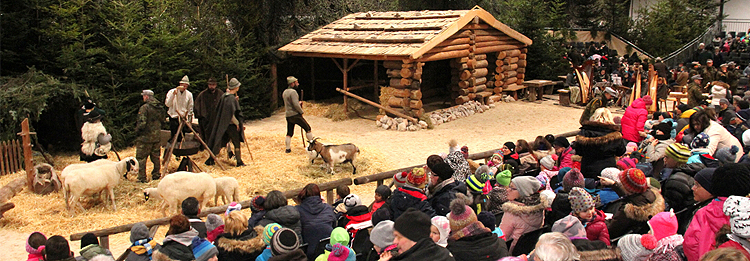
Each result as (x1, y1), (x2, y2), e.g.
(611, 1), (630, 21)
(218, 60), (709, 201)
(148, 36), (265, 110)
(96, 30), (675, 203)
(283, 76), (315, 153)
(205, 78), (246, 167)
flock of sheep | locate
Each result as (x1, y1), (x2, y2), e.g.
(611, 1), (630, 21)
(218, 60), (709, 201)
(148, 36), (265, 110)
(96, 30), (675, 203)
(56, 138), (360, 216)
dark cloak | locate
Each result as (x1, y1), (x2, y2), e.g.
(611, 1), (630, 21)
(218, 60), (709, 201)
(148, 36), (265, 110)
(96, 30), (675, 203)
(195, 88), (224, 135)
(205, 93), (244, 154)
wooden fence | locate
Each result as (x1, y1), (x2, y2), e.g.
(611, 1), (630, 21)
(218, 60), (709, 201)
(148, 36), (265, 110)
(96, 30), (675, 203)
(0, 140), (24, 176)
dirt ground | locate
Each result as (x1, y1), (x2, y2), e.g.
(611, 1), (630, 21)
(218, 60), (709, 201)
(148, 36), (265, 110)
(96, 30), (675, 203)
(1, 95), (598, 260)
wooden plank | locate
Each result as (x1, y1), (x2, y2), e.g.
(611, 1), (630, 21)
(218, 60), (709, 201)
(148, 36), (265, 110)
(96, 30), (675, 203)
(475, 35), (513, 42)
(418, 50), (471, 62)
(474, 45), (522, 54)
(425, 44), (471, 54)
(473, 29), (506, 36)
(436, 38), (471, 47)
(353, 14), (462, 20)
(0, 141), (5, 175)
(10, 140), (17, 173)
(333, 26), (444, 31)
(463, 24), (491, 30)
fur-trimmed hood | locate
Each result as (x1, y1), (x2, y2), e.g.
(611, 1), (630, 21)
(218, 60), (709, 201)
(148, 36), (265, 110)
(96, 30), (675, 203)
(623, 189), (665, 222)
(500, 193), (551, 216)
(215, 226), (265, 254)
(575, 131), (623, 147)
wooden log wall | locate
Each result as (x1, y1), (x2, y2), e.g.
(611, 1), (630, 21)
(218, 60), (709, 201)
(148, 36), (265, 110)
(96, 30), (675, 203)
(450, 53), (490, 105)
(384, 60), (424, 118)
(490, 47), (528, 102)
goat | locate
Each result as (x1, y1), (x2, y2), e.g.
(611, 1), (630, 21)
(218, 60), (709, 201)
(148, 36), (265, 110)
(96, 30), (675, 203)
(63, 157), (138, 213)
(306, 138), (359, 174)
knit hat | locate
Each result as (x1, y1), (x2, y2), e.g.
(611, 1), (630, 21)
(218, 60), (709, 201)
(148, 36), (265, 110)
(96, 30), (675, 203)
(206, 214), (224, 232)
(477, 211), (496, 230)
(626, 142), (638, 154)
(343, 194), (362, 210)
(642, 95), (653, 106)
(715, 145), (740, 164)
(26, 232), (46, 256)
(723, 196), (750, 238)
(141, 90), (154, 96)
(271, 228), (299, 256)
(651, 122), (672, 140)
(648, 211), (678, 241)
(227, 78), (241, 90)
(370, 220), (395, 249)
(180, 75), (190, 85)
(665, 143), (691, 163)
(491, 152), (503, 161)
(720, 98), (730, 105)
(617, 157), (638, 170)
(562, 168), (585, 192)
(677, 104), (690, 113)
(328, 243), (349, 261)
(694, 168), (716, 193)
(619, 168), (649, 194)
(130, 223), (149, 243)
(394, 208), (432, 242)
(556, 167), (572, 184)
(601, 167), (621, 185)
(252, 196), (266, 211)
(447, 195), (478, 232)
(407, 167), (427, 189)
(618, 234), (654, 261)
(474, 165), (493, 183)
(225, 202), (242, 216)
(552, 215), (587, 238)
(81, 233), (98, 249)
(512, 176), (541, 198)
(393, 172), (407, 188)
(495, 170), (512, 187)
(287, 76), (298, 85)
(460, 146), (469, 159)
(431, 162), (454, 181)
(330, 227), (350, 246)
(568, 187), (595, 213)
(375, 185), (391, 200)
(691, 133), (710, 149)
(263, 223), (282, 246)
(503, 142), (516, 154)
(540, 155), (555, 170)
(371, 207), (391, 227)
(711, 163), (750, 197)
(554, 137), (570, 148)
(430, 216), (450, 247)
(466, 175), (485, 194)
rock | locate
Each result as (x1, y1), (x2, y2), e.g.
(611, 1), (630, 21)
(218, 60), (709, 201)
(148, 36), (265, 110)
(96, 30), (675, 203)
(489, 103), (496, 108)
(376, 120), (382, 127)
(397, 122), (407, 131)
(418, 121), (428, 128)
(408, 125), (418, 131)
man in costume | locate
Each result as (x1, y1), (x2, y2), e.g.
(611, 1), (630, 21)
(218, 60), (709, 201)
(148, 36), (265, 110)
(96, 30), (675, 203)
(135, 90), (166, 182)
(205, 78), (245, 167)
(283, 76), (314, 153)
(195, 77), (223, 142)
(165, 75), (194, 142)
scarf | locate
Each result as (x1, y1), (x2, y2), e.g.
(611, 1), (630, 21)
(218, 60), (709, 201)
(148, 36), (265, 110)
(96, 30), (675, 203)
(131, 238), (157, 258)
(165, 228), (199, 246)
(429, 178), (455, 198)
(653, 234), (684, 255)
(449, 221), (491, 241)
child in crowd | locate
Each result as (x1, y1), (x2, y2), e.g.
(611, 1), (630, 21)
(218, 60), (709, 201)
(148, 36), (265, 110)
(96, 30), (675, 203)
(26, 232), (46, 261)
(370, 185), (391, 214)
(315, 227), (355, 261)
(181, 197), (207, 239)
(127, 223), (159, 261)
(537, 155), (558, 191)
(256, 223), (282, 261)
(568, 187), (610, 245)
(430, 216), (451, 247)
(688, 133), (720, 167)
(205, 214), (224, 243)
(477, 211), (505, 240)
(79, 233), (114, 260)
(368, 220), (396, 259)
(647, 211), (684, 260)
(332, 184), (351, 214)
(248, 195), (266, 228)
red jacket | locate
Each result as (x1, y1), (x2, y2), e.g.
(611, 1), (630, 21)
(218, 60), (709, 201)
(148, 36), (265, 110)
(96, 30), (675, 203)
(719, 240), (750, 260)
(558, 147), (575, 169)
(621, 98), (648, 142)
(584, 209), (610, 246)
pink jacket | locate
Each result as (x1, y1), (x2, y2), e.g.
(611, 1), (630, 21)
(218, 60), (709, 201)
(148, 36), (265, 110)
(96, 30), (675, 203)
(500, 196), (549, 252)
(683, 198), (729, 261)
(558, 147), (575, 169)
(621, 98), (648, 142)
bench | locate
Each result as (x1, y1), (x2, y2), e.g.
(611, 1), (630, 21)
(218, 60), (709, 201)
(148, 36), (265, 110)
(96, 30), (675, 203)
(502, 84), (527, 100)
(523, 80), (562, 102)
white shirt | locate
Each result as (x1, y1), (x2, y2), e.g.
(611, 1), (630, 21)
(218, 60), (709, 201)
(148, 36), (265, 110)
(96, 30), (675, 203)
(165, 88), (194, 118)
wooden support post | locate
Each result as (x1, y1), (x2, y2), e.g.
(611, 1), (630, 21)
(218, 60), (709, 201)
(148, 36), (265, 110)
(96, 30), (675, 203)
(99, 236), (110, 249)
(19, 119), (33, 190)
(326, 189), (334, 205)
(310, 57), (316, 101)
(271, 64), (278, 109)
(343, 58), (349, 114)
(373, 60), (379, 99)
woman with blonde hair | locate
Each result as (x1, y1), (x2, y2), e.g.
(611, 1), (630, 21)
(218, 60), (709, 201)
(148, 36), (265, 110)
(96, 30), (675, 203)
(214, 211), (265, 260)
(573, 108), (627, 178)
(700, 248), (750, 261)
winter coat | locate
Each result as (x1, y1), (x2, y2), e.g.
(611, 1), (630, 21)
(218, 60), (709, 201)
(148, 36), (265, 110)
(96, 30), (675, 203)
(661, 163), (703, 214)
(606, 188), (665, 239)
(549, 192), (572, 224)
(427, 179), (465, 216)
(296, 196), (336, 257)
(257, 205), (304, 244)
(583, 209), (610, 246)
(683, 198), (729, 261)
(247, 210), (266, 228)
(126, 239), (161, 261)
(718, 240), (750, 260)
(558, 147), (575, 169)
(571, 238), (608, 251)
(500, 193), (549, 252)
(389, 186), (435, 220)
(446, 231), (508, 261)
(268, 249), (307, 261)
(390, 238), (455, 261)
(187, 216), (207, 239)
(78, 244), (113, 261)
(643, 139), (674, 163)
(342, 205), (371, 233)
(710, 83), (727, 106)
(503, 153), (520, 175)
(517, 151), (539, 175)
(621, 97), (649, 142)
(687, 83), (704, 108)
(573, 121), (627, 179)
(153, 241), (195, 261)
(703, 120), (743, 157)
(214, 226), (265, 261)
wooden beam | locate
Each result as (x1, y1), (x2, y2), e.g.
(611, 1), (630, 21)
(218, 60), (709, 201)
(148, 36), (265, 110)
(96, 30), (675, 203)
(312, 36), (426, 44)
(373, 60), (379, 98)
(418, 50), (471, 62)
(333, 26), (444, 31)
(353, 14), (462, 20)
(336, 88), (418, 124)
(287, 52), (409, 61)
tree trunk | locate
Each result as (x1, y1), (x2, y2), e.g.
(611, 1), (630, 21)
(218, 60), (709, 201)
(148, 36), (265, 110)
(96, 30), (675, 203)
(493, 87), (503, 94)
(0, 178), (26, 203)
(472, 77), (487, 86)
(392, 89), (411, 98)
(517, 68), (526, 74)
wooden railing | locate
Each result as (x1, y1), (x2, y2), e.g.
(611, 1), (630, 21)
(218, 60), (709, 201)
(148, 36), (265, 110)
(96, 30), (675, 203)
(0, 139), (23, 176)
(68, 177), (353, 250)
(353, 130), (580, 186)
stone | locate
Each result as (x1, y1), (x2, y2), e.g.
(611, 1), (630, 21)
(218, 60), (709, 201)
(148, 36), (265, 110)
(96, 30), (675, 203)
(397, 122), (407, 131)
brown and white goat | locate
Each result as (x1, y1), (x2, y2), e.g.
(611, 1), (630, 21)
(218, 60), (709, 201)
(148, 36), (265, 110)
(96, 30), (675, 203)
(306, 138), (359, 174)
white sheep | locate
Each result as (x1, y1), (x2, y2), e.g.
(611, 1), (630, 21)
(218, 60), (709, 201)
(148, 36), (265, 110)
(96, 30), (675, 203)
(214, 177), (240, 206)
(143, 171), (216, 216)
(62, 157), (138, 213)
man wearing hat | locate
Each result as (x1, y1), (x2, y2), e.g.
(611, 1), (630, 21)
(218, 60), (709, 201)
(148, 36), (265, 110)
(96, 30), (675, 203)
(675, 66), (689, 91)
(579, 85), (617, 125)
(427, 162), (461, 216)
(283, 76), (314, 153)
(165, 75), (194, 142)
(389, 208), (454, 261)
(718, 98), (737, 128)
(194, 78), (224, 142)
(701, 59), (717, 85)
(135, 90), (166, 182)
(687, 75), (705, 107)
(80, 108), (112, 162)
(205, 78), (245, 167)
(689, 61), (701, 80)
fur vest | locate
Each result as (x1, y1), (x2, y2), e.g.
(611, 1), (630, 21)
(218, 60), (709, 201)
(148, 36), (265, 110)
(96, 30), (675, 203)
(81, 122), (111, 156)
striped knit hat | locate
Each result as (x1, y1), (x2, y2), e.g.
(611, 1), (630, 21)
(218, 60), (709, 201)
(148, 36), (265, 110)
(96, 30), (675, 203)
(271, 228), (299, 256)
(448, 195), (478, 233)
(619, 168), (648, 194)
(665, 143), (691, 163)
(263, 223), (282, 246)
(466, 175), (485, 194)
(393, 172), (407, 188)
(407, 167), (427, 189)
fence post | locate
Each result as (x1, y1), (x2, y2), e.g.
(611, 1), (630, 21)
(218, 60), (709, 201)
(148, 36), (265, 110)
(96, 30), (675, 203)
(326, 189), (334, 205)
(0, 141), (5, 175)
(99, 236), (110, 249)
(19, 119), (34, 190)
